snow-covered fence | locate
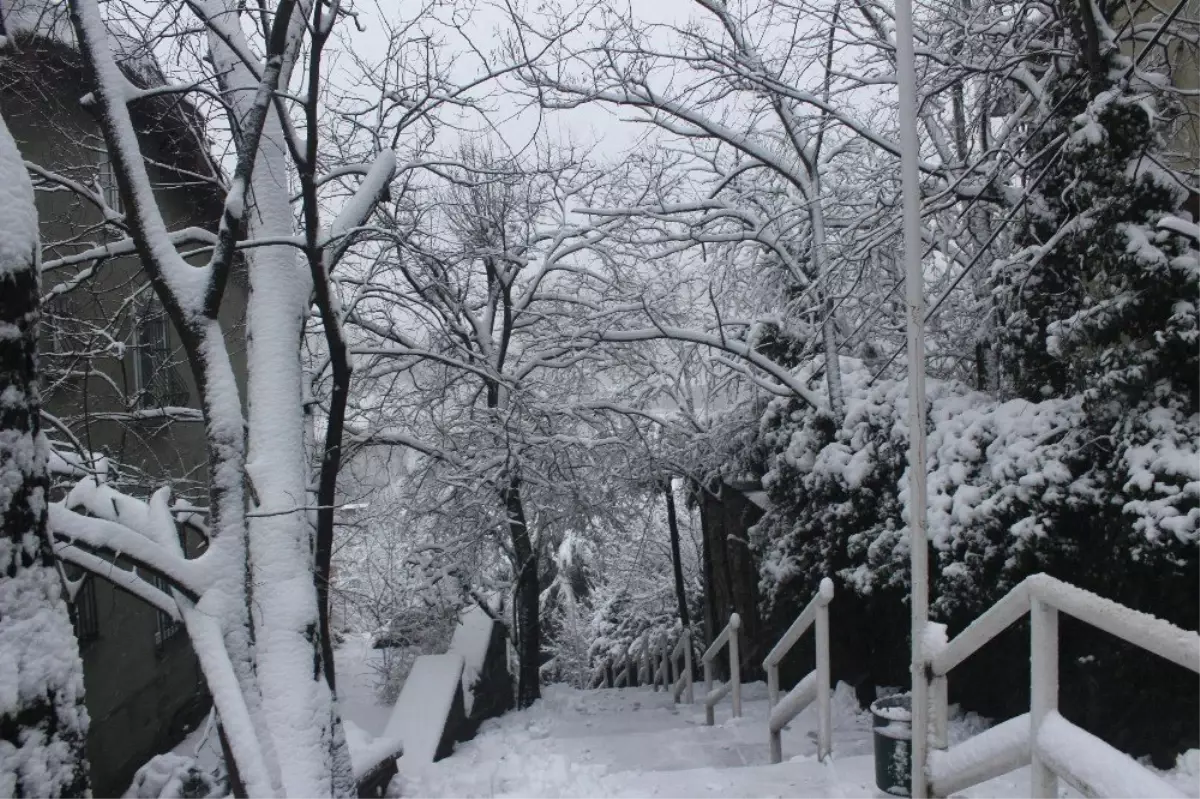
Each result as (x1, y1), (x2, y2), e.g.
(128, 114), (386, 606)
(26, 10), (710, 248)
(764, 577), (833, 764)
(670, 629), (695, 704)
(613, 634), (644, 688)
(588, 659), (610, 689)
(639, 634), (656, 689)
(926, 573), (1199, 799)
(702, 612), (742, 725)
(653, 634), (671, 690)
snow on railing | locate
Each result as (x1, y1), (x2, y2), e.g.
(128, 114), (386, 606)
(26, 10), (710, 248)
(670, 628), (695, 704)
(702, 612), (742, 725)
(650, 633), (670, 691)
(763, 577), (833, 763)
(612, 635), (640, 688)
(926, 573), (1199, 799)
(636, 634), (654, 688)
(588, 659), (609, 689)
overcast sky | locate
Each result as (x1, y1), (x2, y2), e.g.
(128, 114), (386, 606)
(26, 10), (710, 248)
(330, 0), (703, 166)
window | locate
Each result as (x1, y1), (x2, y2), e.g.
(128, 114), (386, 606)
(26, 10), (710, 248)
(134, 300), (189, 408)
(97, 148), (122, 212)
(149, 573), (182, 647)
(72, 576), (99, 646)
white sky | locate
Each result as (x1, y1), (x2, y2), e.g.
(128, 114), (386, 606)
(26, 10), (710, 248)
(331, 0), (703, 166)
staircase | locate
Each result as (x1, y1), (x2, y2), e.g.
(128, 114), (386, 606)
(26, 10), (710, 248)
(395, 680), (881, 798)
(388, 573), (1200, 799)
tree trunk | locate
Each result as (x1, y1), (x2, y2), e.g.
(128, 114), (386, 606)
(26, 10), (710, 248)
(663, 481), (690, 629)
(0, 106), (91, 797)
(697, 481), (764, 680)
(503, 476), (541, 708)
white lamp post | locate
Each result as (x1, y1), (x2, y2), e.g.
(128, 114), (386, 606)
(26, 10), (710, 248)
(892, 0), (930, 794)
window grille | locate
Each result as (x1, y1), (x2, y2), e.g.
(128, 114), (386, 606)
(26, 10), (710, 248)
(149, 573), (182, 647)
(73, 576), (99, 646)
(97, 149), (122, 212)
(134, 300), (190, 408)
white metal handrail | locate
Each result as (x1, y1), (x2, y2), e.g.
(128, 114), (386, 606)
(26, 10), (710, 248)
(763, 577), (833, 763)
(702, 612), (742, 725)
(637, 634), (653, 688)
(588, 658), (610, 689)
(670, 628), (695, 704)
(613, 635), (640, 688)
(925, 573), (1199, 799)
(662, 636), (671, 689)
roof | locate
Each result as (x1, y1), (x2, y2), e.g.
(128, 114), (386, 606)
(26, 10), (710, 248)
(0, 0), (225, 224)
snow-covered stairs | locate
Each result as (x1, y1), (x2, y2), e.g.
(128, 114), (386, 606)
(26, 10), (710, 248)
(396, 681), (882, 798)
(389, 679), (1200, 798)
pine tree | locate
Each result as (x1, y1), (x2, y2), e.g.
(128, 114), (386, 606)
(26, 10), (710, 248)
(998, 0), (1198, 411)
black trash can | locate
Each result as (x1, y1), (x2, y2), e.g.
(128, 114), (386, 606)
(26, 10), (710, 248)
(871, 693), (912, 797)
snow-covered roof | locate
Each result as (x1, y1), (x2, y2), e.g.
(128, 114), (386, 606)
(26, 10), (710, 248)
(1, 0), (225, 222)
(0, 0), (72, 44)
(1, 0), (160, 79)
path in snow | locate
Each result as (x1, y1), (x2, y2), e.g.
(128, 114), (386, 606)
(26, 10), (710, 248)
(396, 681), (1200, 799)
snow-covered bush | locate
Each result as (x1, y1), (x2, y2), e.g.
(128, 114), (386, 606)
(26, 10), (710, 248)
(370, 605), (461, 705)
(123, 754), (221, 799)
(747, 352), (1196, 760)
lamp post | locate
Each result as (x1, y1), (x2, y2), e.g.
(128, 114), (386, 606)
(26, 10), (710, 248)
(892, 0), (930, 794)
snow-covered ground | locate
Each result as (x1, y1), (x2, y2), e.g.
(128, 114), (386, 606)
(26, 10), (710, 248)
(394, 681), (1200, 799)
(169, 635), (390, 790)
(166, 647), (1199, 799)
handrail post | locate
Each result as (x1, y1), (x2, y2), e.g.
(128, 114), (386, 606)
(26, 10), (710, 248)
(730, 615), (742, 718)
(931, 674), (948, 750)
(683, 629), (694, 704)
(815, 595), (831, 761)
(1030, 596), (1059, 799)
(767, 659), (782, 763)
(643, 635), (654, 691)
(661, 636), (670, 690)
(704, 657), (715, 725)
(929, 672), (948, 798)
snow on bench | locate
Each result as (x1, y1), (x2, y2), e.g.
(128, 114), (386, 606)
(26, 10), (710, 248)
(343, 718), (400, 779)
(448, 606), (493, 715)
(383, 653), (467, 768)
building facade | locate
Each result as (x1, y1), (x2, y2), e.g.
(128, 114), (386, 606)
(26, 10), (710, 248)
(1, 8), (248, 794)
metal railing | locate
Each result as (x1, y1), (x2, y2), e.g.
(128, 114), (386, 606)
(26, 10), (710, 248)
(636, 633), (653, 687)
(702, 612), (742, 725)
(924, 573), (1200, 799)
(612, 635), (637, 688)
(588, 659), (609, 689)
(650, 633), (669, 691)
(670, 628), (695, 704)
(764, 577), (833, 763)
(593, 626), (690, 696)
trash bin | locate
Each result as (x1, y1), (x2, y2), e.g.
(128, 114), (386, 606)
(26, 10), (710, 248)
(871, 693), (912, 796)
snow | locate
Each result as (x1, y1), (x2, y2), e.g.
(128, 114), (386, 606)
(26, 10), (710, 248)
(768, 670), (817, 732)
(334, 636), (391, 739)
(0, 117), (38, 285)
(930, 713), (1031, 796)
(1037, 711), (1187, 798)
(123, 752), (220, 799)
(391, 679), (1200, 799)
(448, 607), (496, 715)
(0, 77), (89, 799)
(382, 653), (465, 768)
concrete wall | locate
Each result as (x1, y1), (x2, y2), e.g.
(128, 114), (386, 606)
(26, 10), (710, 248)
(1, 39), (246, 797)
